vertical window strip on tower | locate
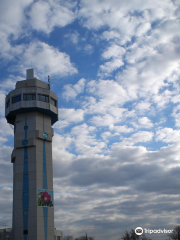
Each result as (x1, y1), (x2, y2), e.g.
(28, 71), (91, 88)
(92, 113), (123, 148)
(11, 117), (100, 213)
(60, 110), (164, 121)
(23, 174), (28, 179)
(22, 116), (29, 239)
(23, 210), (28, 216)
(23, 192), (28, 197)
(23, 230), (28, 235)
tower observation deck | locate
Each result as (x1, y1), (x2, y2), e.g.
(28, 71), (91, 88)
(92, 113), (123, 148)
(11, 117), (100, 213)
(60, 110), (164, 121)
(5, 69), (62, 240)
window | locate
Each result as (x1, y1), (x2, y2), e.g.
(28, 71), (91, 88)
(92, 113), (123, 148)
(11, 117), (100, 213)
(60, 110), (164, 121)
(24, 157), (28, 162)
(50, 98), (57, 107)
(6, 100), (10, 108)
(23, 192), (28, 197)
(24, 174), (28, 179)
(12, 95), (21, 104)
(23, 210), (28, 216)
(23, 94), (36, 101)
(38, 94), (49, 103)
(23, 230), (28, 235)
(22, 140), (28, 146)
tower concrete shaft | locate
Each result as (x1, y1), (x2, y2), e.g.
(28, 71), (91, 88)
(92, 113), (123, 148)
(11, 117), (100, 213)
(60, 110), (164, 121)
(5, 69), (59, 240)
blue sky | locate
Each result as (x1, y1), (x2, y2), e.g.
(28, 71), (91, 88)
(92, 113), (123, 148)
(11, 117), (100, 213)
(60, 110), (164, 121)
(1, 0), (180, 239)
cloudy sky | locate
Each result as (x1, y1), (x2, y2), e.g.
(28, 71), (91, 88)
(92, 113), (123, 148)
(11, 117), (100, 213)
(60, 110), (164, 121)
(1, 0), (180, 239)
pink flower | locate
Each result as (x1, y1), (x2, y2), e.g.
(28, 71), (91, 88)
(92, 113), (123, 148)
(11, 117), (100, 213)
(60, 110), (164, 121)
(41, 191), (51, 204)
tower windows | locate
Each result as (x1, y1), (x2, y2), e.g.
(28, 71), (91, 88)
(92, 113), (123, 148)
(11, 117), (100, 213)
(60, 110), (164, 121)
(12, 95), (21, 104)
(22, 140), (28, 146)
(6, 100), (10, 108)
(23, 174), (28, 179)
(50, 98), (57, 107)
(23, 210), (28, 216)
(23, 192), (28, 197)
(38, 94), (49, 103)
(23, 94), (36, 101)
(23, 230), (28, 235)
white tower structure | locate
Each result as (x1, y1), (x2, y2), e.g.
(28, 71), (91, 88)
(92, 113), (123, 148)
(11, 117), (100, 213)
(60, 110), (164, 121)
(5, 69), (62, 240)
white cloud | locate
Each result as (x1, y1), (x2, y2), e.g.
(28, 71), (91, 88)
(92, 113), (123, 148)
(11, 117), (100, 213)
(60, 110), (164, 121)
(101, 30), (131, 45)
(156, 128), (180, 143)
(98, 44), (125, 76)
(98, 59), (124, 77)
(90, 114), (116, 127)
(116, 55), (179, 99)
(64, 31), (79, 44)
(79, 0), (175, 38)
(0, 0), (32, 36)
(0, 0), (77, 64)
(136, 22), (151, 37)
(0, 75), (23, 91)
(0, 0), (32, 61)
(172, 104), (180, 127)
(114, 16), (180, 99)
(84, 44), (94, 54)
(84, 81), (129, 126)
(62, 80), (131, 128)
(125, 45), (157, 65)
(86, 80), (129, 112)
(152, 90), (173, 108)
(121, 131), (154, 146)
(70, 123), (106, 155)
(138, 117), (153, 128)
(134, 101), (152, 113)
(0, 187), (13, 227)
(54, 108), (85, 129)
(0, 119), (14, 137)
(14, 41), (77, 79)
(0, 145), (13, 187)
(78, 0), (180, 103)
(102, 44), (125, 60)
(0, 91), (7, 117)
(59, 108), (84, 122)
(101, 131), (112, 141)
(0, 137), (8, 143)
(109, 125), (134, 133)
(51, 139), (180, 239)
(29, 0), (76, 34)
(52, 133), (74, 163)
(101, 30), (123, 41)
(62, 78), (85, 101)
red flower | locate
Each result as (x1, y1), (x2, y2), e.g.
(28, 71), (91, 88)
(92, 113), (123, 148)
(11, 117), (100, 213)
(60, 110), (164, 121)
(41, 191), (51, 204)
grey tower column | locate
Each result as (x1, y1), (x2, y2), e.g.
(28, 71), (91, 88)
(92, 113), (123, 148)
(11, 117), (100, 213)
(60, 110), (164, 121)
(5, 69), (59, 240)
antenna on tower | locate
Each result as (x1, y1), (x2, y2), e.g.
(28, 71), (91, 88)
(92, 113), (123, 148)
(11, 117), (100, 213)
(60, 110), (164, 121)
(48, 75), (51, 89)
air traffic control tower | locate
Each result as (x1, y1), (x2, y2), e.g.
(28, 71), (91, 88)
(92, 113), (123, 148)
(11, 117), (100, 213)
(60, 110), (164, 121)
(5, 69), (62, 240)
